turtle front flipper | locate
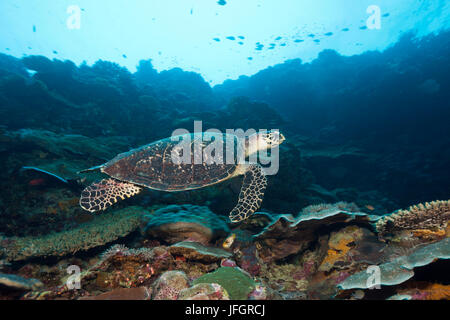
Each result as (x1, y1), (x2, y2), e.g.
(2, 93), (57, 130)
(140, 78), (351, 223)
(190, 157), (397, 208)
(229, 164), (268, 222)
(79, 179), (142, 212)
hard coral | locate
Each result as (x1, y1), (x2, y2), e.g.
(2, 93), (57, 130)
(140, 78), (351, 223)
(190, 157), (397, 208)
(178, 283), (229, 300)
(144, 204), (229, 244)
(168, 241), (232, 263)
(2, 206), (145, 261)
(376, 200), (450, 236)
(193, 267), (255, 300)
(152, 271), (190, 300)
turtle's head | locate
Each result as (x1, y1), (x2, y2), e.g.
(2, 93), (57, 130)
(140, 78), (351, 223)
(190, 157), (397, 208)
(246, 130), (286, 156)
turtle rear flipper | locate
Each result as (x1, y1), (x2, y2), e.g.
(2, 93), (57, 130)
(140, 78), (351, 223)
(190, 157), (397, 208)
(229, 165), (267, 222)
(79, 179), (142, 212)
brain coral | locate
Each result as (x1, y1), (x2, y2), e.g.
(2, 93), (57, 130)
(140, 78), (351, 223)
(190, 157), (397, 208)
(144, 204), (229, 244)
(193, 267), (255, 300)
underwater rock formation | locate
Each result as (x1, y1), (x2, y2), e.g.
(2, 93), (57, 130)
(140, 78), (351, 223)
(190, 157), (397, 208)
(144, 205), (230, 244)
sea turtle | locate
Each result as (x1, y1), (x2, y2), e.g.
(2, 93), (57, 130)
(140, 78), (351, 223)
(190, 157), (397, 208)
(79, 130), (285, 222)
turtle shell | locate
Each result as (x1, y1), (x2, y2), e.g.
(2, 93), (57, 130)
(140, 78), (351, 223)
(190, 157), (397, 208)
(101, 132), (244, 191)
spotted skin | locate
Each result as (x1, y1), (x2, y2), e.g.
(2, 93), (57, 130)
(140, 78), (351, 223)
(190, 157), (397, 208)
(79, 178), (142, 212)
(229, 165), (267, 222)
(79, 132), (271, 222)
(103, 133), (241, 191)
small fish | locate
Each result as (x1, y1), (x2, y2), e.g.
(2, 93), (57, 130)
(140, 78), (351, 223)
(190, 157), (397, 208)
(223, 233), (236, 249)
(29, 178), (46, 186)
(365, 205), (375, 211)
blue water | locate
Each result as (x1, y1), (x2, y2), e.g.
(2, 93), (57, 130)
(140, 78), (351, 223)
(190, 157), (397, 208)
(0, 0), (449, 301)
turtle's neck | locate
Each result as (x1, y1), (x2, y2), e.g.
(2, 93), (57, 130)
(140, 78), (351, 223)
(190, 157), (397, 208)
(244, 134), (260, 158)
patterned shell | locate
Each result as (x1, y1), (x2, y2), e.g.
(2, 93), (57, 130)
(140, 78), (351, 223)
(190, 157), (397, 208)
(102, 133), (243, 191)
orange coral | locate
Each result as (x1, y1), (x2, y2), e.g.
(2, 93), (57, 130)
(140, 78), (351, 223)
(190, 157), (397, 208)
(426, 284), (450, 300)
(400, 282), (450, 300)
(412, 229), (446, 241)
(319, 238), (353, 271)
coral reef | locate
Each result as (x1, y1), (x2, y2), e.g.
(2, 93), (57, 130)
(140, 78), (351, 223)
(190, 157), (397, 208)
(0, 200), (447, 300)
(376, 200), (450, 236)
(193, 267), (256, 300)
(1, 207), (145, 261)
(168, 241), (232, 263)
(144, 204), (230, 244)
(79, 287), (152, 300)
(389, 282), (450, 300)
(178, 282), (229, 300)
(338, 237), (450, 290)
(0, 29), (449, 301)
(252, 202), (378, 262)
(152, 271), (190, 300)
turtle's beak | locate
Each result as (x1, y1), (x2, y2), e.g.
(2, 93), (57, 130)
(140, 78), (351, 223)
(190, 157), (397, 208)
(279, 133), (286, 144)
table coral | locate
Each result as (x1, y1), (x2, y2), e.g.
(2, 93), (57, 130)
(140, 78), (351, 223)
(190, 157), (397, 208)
(376, 200), (450, 237)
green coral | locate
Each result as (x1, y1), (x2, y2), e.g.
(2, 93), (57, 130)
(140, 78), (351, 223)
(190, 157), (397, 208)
(1, 206), (145, 261)
(193, 267), (255, 300)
